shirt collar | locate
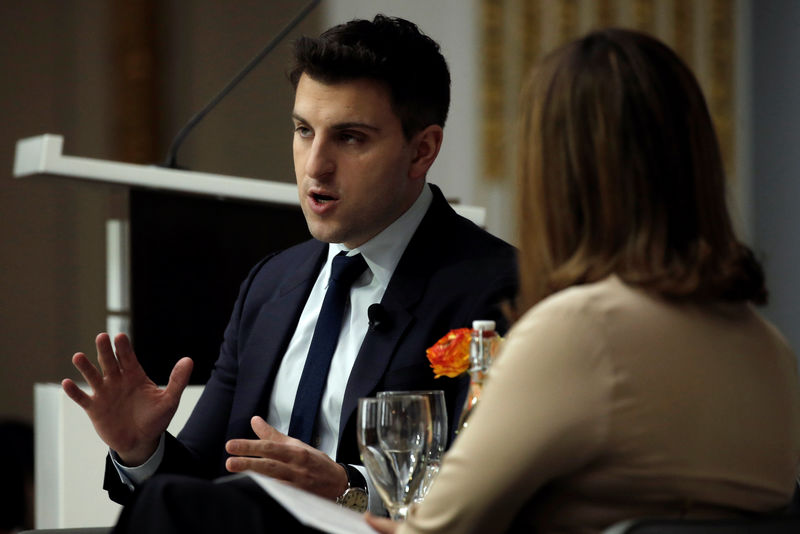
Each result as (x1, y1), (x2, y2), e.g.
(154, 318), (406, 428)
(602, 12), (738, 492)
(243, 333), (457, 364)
(328, 183), (433, 287)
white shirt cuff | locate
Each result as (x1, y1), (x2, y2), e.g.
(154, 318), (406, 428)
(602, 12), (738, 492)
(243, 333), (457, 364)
(353, 464), (386, 515)
(109, 433), (166, 489)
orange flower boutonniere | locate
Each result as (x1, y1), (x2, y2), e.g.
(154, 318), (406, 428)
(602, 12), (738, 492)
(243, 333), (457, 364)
(426, 328), (472, 378)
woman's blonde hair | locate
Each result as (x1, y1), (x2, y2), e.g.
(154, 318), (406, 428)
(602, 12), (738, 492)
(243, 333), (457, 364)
(516, 28), (765, 313)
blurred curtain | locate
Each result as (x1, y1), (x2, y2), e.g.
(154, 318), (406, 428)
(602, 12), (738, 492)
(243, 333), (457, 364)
(481, 0), (736, 183)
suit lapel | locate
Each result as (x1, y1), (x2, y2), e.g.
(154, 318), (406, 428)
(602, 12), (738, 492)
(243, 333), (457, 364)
(338, 298), (415, 439)
(338, 186), (454, 440)
(231, 243), (328, 436)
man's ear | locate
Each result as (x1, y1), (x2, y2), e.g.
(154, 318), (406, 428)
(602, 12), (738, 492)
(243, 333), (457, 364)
(408, 124), (444, 180)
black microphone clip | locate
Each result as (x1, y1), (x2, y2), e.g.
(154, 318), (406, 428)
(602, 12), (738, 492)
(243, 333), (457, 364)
(368, 304), (390, 332)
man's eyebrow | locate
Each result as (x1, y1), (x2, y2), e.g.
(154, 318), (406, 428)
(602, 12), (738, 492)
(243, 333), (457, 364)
(332, 122), (380, 132)
(291, 113), (380, 132)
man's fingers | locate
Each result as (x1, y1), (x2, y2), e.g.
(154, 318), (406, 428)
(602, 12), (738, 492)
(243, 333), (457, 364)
(225, 456), (295, 481)
(225, 438), (272, 457)
(71, 352), (103, 390)
(164, 357), (193, 398)
(250, 416), (288, 442)
(95, 333), (121, 378)
(113, 333), (140, 372)
(225, 437), (302, 463)
(227, 437), (345, 499)
(62, 378), (91, 409)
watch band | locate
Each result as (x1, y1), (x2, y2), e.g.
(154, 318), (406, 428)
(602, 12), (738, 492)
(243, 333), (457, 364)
(338, 462), (368, 493)
(336, 463), (369, 512)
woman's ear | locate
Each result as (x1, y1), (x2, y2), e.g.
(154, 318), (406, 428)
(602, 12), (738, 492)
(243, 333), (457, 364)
(408, 124), (444, 180)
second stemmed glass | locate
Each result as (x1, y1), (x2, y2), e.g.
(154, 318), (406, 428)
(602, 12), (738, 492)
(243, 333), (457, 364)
(378, 390), (447, 502)
(357, 395), (432, 520)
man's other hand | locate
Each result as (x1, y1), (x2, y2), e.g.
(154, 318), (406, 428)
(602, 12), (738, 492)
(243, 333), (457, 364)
(61, 332), (193, 466)
(225, 416), (349, 500)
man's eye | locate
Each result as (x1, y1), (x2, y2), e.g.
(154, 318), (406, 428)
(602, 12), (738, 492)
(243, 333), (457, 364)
(340, 132), (363, 144)
(295, 126), (312, 137)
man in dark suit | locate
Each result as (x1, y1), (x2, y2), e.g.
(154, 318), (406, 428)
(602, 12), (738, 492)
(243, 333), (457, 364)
(62, 14), (516, 529)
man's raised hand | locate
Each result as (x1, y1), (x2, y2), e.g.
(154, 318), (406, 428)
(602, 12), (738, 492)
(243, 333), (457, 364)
(225, 416), (349, 500)
(62, 333), (193, 466)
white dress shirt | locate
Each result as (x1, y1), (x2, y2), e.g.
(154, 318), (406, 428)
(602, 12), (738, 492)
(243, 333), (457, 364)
(113, 185), (433, 511)
(268, 184), (432, 458)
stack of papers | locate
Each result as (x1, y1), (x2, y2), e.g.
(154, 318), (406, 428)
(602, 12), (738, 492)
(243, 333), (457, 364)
(233, 471), (378, 534)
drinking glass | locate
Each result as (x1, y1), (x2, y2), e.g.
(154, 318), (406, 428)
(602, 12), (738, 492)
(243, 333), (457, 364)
(378, 390), (447, 502)
(356, 395), (431, 520)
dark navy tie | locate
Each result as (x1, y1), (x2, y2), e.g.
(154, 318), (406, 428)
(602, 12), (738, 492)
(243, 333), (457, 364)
(287, 251), (368, 444)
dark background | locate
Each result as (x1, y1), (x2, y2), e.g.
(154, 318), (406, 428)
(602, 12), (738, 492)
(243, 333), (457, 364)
(130, 189), (311, 385)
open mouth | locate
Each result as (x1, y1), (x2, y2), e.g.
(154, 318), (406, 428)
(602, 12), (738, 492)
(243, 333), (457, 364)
(311, 192), (336, 204)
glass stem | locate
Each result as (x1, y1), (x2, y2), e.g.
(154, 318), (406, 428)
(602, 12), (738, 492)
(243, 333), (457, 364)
(391, 506), (410, 521)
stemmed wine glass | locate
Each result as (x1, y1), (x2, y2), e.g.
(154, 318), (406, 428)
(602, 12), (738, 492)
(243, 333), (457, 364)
(357, 395), (432, 520)
(378, 390), (447, 502)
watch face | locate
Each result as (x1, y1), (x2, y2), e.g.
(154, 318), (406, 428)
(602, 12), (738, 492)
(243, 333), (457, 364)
(341, 488), (368, 513)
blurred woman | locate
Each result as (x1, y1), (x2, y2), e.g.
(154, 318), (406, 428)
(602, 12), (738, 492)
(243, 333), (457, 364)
(369, 28), (800, 534)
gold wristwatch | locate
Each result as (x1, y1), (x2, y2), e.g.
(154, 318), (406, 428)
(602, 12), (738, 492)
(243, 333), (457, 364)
(336, 463), (369, 512)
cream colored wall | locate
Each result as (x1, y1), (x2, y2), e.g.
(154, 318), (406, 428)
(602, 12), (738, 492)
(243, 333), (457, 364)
(0, 1), (113, 422)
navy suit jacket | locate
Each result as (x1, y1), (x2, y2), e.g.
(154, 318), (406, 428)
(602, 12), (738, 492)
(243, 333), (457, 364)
(105, 184), (517, 503)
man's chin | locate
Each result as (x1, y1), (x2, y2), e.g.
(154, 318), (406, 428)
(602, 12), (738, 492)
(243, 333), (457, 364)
(306, 218), (376, 249)
(307, 225), (346, 245)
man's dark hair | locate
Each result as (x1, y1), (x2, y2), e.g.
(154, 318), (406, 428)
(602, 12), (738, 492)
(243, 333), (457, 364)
(289, 14), (450, 140)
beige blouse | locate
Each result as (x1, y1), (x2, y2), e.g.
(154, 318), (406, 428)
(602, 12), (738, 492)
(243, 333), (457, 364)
(399, 276), (800, 534)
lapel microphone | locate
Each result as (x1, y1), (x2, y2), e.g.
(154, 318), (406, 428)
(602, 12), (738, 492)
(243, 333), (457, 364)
(368, 303), (390, 332)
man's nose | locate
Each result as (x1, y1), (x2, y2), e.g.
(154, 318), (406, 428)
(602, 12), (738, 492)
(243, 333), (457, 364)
(305, 137), (335, 179)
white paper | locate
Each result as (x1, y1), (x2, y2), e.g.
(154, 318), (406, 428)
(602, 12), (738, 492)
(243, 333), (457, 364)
(239, 471), (378, 534)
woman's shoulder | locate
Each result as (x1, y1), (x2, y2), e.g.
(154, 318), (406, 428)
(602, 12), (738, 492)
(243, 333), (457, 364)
(511, 274), (796, 370)
(515, 275), (635, 327)
(503, 277), (630, 362)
